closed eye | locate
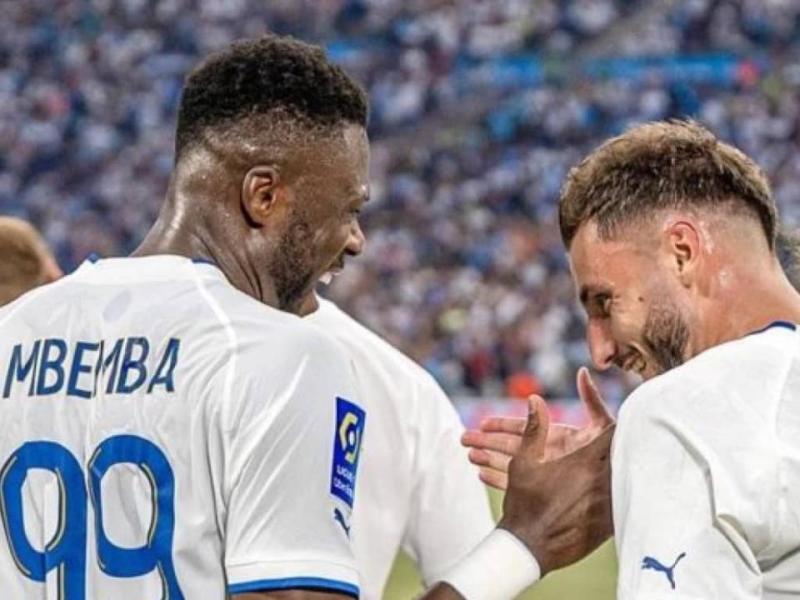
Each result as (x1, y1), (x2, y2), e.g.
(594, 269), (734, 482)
(579, 285), (614, 318)
(586, 293), (611, 318)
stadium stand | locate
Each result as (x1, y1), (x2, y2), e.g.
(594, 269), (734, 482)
(2, 0), (799, 405)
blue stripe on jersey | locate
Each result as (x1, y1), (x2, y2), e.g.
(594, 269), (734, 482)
(749, 320), (797, 336)
(227, 576), (359, 598)
(190, 256), (216, 266)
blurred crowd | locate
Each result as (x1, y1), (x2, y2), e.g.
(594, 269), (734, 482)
(3, 0), (800, 402)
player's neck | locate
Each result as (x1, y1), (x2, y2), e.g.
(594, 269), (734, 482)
(695, 259), (800, 354)
(298, 292), (320, 317)
(132, 207), (283, 309)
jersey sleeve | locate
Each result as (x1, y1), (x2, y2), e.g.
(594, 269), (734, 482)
(613, 380), (781, 600)
(222, 327), (365, 598)
(401, 374), (495, 583)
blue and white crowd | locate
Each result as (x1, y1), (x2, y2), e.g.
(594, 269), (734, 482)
(3, 0), (799, 403)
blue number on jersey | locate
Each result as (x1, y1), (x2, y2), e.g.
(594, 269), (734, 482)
(0, 437), (184, 599)
(0, 442), (87, 598)
(89, 435), (183, 598)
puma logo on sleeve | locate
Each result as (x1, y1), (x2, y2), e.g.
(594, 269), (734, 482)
(641, 552), (686, 590)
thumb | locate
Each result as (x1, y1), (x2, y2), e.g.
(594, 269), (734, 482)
(577, 367), (613, 427)
(520, 395), (550, 460)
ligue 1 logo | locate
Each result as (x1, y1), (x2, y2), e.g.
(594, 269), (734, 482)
(331, 397), (366, 508)
(339, 411), (361, 464)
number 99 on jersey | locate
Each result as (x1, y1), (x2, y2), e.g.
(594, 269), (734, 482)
(0, 435), (184, 599)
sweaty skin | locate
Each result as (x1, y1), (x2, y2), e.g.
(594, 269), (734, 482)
(134, 124), (369, 315)
(133, 117), (614, 600)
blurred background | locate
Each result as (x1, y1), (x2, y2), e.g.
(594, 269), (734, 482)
(3, 0), (799, 597)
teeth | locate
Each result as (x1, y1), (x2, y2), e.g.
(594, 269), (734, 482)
(319, 272), (333, 285)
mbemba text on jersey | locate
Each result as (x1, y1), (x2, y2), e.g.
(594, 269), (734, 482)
(0, 256), (365, 599)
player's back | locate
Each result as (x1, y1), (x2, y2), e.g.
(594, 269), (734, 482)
(306, 298), (493, 598)
(0, 256), (361, 599)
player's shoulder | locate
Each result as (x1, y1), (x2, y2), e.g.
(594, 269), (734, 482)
(619, 322), (798, 436)
(213, 288), (343, 366)
(0, 273), (72, 332)
(311, 297), (439, 386)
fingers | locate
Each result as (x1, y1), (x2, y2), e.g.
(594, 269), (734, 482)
(467, 447), (512, 473)
(478, 467), (509, 491)
(543, 423), (579, 458)
(467, 447), (511, 490)
(461, 430), (522, 456)
(572, 422), (615, 461)
(576, 367), (614, 427)
(478, 416), (526, 435)
(520, 395), (550, 460)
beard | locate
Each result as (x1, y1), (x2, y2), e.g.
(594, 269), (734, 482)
(640, 297), (691, 376)
(269, 210), (316, 313)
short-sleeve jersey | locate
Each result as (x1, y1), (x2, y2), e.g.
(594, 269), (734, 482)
(0, 256), (365, 599)
(613, 322), (800, 599)
(306, 298), (494, 599)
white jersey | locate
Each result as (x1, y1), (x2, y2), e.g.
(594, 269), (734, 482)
(0, 256), (365, 599)
(613, 322), (800, 599)
(306, 298), (494, 600)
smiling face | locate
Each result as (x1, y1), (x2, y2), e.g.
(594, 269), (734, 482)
(569, 221), (692, 380)
(558, 121), (785, 380)
(268, 124), (369, 313)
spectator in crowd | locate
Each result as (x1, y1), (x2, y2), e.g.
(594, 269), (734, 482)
(2, 0), (799, 403)
(0, 217), (63, 306)
(0, 217), (62, 305)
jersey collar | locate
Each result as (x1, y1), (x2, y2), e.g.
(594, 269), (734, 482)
(748, 321), (797, 336)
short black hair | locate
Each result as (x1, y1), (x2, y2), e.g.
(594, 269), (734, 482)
(175, 34), (368, 158)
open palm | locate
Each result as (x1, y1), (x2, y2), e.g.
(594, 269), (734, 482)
(461, 367), (615, 490)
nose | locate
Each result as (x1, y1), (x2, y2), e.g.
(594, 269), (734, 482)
(346, 220), (365, 257)
(586, 319), (617, 371)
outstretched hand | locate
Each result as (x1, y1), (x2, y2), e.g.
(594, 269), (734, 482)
(498, 391), (614, 574)
(462, 367), (614, 490)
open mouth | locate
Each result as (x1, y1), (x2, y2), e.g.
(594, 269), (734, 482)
(319, 268), (343, 285)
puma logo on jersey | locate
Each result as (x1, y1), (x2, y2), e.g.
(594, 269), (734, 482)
(334, 507), (351, 537)
(641, 552), (686, 589)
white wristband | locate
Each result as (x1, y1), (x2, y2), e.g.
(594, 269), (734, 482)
(440, 529), (541, 599)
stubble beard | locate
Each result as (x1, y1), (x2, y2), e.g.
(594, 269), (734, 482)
(640, 298), (691, 376)
(270, 213), (315, 314)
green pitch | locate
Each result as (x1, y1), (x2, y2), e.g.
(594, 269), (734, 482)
(382, 489), (618, 599)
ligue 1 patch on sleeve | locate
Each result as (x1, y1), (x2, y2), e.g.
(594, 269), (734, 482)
(330, 397), (366, 508)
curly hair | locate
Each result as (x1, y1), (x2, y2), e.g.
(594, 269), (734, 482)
(559, 120), (777, 250)
(175, 34), (368, 158)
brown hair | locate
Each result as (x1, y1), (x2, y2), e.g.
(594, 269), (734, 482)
(777, 228), (800, 292)
(558, 120), (776, 249)
(0, 218), (52, 306)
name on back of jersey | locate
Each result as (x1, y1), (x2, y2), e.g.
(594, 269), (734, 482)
(2, 336), (181, 398)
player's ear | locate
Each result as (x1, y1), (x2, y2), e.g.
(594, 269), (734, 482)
(241, 165), (283, 227)
(664, 219), (701, 288)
